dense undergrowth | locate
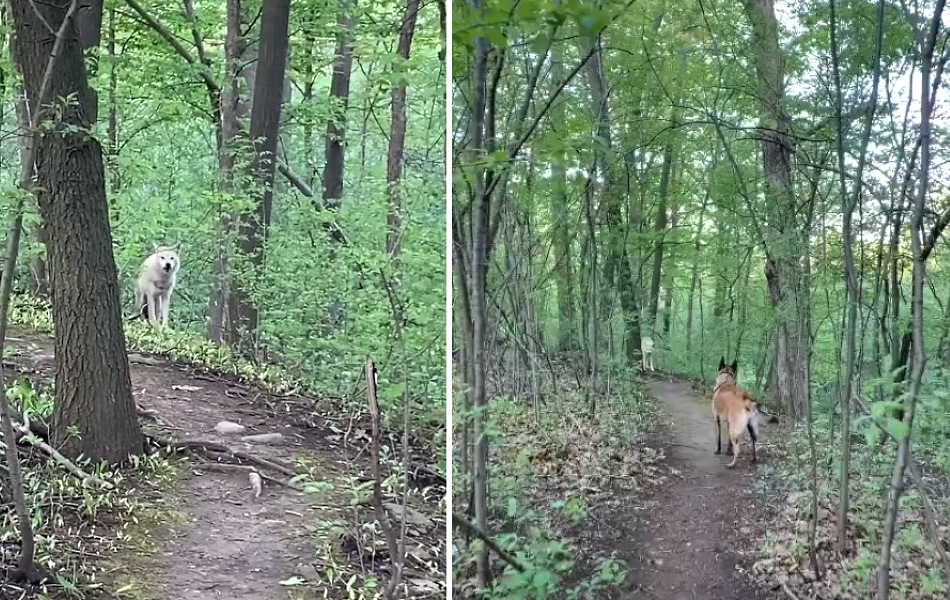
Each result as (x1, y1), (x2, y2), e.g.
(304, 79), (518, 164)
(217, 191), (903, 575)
(748, 411), (949, 599)
(452, 364), (659, 599)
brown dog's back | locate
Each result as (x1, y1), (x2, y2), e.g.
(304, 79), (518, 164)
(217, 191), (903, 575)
(712, 383), (759, 467)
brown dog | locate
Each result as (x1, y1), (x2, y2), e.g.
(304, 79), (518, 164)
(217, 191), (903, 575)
(712, 357), (778, 468)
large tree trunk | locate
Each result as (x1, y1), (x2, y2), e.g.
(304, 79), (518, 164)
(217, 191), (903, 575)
(227, 0), (291, 354)
(385, 0), (420, 258)
(743, 0), (812, 420)
(321, 0), (356, 211)
(208, 0), (246, 343)
(313, 1), (355, 333)
(686, 193), (710, 353)
(323, 0), (356, 209)
(662, 208), (677, 335)
(9, 0), (143, 463)
(580, 32), (640, 364)
(549, 46), (576, 351)
(28, 0), (102, 298)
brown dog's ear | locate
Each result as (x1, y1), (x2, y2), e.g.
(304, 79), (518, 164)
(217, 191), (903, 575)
(731, 359), (738, 374)
(719, 356), (726, 370)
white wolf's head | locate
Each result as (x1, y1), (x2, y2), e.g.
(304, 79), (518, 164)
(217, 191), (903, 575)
(152, 245), (180, 275)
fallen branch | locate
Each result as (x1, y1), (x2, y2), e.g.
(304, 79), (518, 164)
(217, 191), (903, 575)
(14, 425), (114, 490)
(452, 511), (526, 572)
(366, 357), (404, 599)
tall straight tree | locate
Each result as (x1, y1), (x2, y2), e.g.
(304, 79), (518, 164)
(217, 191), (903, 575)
(386, 0), (420, 258)
(228, 0), (292, 353)
(8, 0), (143, 462)
(742, 0), (812, 420)
(321, 0), (356, 214)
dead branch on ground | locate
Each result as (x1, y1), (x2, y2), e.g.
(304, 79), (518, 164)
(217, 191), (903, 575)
(366, 357), (404, 599)
(14, 425), (114, 490)
(452, 511), (526, 572)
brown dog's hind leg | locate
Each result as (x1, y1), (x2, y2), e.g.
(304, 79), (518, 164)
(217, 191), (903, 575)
(715, 416), (722, 454)
(747, 420), (758, 463)
(727, 434), (740, 468)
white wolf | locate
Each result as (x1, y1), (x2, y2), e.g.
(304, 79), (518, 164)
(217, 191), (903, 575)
(134, 245), (180, 328)
(641, 336), (655, 371)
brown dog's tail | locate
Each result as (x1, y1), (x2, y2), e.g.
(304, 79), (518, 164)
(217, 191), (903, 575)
(756, 403), (780, 423)
(740, 391), (780, 424)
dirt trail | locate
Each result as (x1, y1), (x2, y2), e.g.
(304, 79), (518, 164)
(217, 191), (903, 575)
(618, 376), (778, 600)
(4, 327), (444, 600)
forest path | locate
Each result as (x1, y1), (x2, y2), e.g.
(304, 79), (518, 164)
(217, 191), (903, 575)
(4, 326), (444, 600)
(614, 375), (779, 599)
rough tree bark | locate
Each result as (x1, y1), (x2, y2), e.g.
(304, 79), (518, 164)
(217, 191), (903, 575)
(466, 17), (492, 588)
(648, 127), (674, 327)
(29, 0), (102, 297)
(742, 0), (812, 420)
(686, 176), (712, 353)
(579, 32), (640, 364)
(549, 46), (576, 351)
(385, 0), (420, 258)
(208, 0), (248, 343)
(227, 0), (291, 354)
(9, 0), (143, 463)
(662, 208), (677, 335)
(321, 0), (356, 215)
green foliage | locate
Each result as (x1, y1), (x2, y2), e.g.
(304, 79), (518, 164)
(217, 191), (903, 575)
(1, 0), (446, 445)
(453, 375), (654, 596)
(5, 377), (54, 420)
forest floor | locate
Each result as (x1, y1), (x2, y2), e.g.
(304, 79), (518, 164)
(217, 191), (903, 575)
(552, 373), (781, 600)
(1, 326), (445, 600)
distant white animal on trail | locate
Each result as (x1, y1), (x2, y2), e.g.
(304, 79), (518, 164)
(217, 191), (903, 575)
(642, 336), (655, 371)
(133, 245), (180, 328)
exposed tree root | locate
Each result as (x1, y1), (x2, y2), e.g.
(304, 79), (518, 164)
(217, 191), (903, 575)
(148, 435), (298, 477)
(4, 562), (57, 586)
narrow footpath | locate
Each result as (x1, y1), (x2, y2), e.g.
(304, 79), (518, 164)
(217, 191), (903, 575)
(616, 377), (779, 599)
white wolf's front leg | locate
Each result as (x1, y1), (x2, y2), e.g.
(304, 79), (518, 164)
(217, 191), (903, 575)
(160, 292), (171, 327)
(147, 294), (160, 327)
